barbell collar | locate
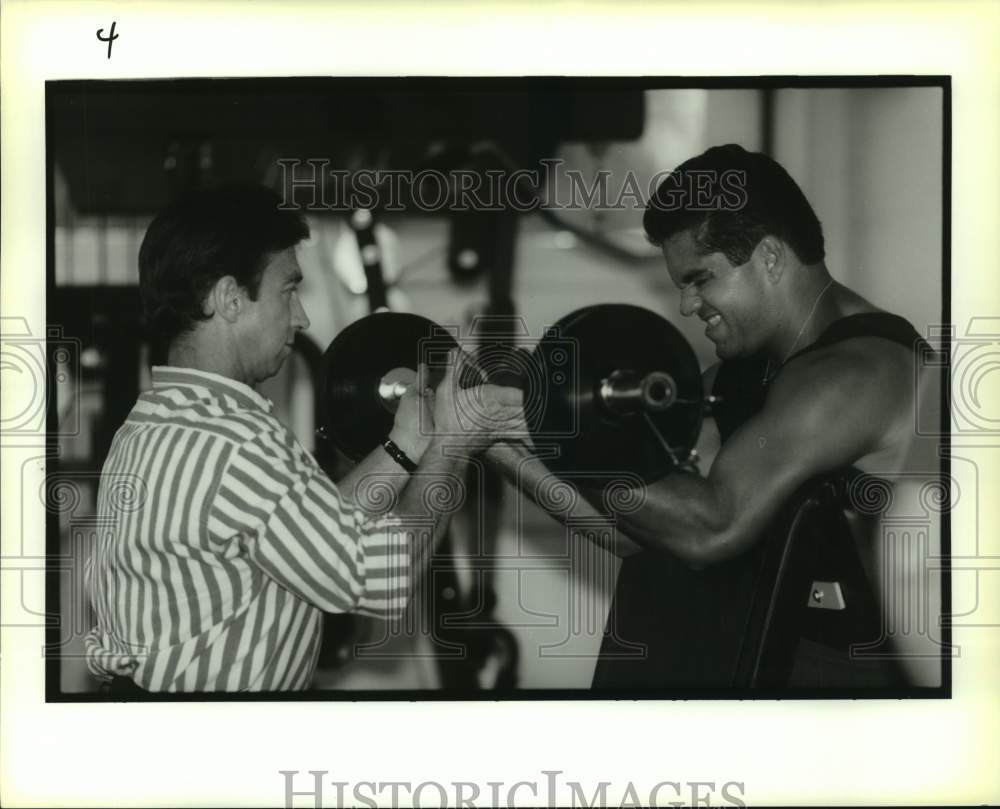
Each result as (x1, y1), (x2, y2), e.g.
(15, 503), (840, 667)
(599, 369), (678, 415)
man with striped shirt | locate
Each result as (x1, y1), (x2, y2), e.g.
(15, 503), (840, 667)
(85, 186), (521, 693)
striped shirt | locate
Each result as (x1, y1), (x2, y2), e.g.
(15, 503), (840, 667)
(84, 366), (411, 692)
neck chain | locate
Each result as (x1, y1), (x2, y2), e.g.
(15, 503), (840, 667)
(762, 278), (834, 385)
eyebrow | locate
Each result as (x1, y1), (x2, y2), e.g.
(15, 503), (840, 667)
(679, 268), (709, 287)
(285, 269), (304, 285)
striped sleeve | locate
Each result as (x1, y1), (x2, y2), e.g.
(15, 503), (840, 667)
(209, 427), (411, 619)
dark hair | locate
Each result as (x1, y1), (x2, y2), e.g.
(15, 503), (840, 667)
(642, 144), (825, 266)
(138, 185), (309, 353)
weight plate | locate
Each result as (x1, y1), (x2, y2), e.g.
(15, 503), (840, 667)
(530, 304), (703, 486)
(320, 312), (459, 460)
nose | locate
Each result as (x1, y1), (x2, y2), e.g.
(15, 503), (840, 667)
(679, 286), (701, 318)
(292, 292), (311, 331)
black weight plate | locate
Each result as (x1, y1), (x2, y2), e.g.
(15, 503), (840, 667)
(530, 304), (703, 486)
(320, 312), (459, 460)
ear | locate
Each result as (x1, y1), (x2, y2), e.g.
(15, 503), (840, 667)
(207, 275), (245, 324)
(753, 236), (786, 284)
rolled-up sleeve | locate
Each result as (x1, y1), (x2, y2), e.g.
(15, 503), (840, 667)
(209, 428), (411, 618)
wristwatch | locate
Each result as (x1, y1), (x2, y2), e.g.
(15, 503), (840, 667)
(382, 438), (418, 473)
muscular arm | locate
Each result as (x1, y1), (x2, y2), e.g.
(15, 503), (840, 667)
(484, 441), (643, 557)
(483, 363), (719, 558)
(483, 363), (722, 559)
(610, 348), (901, 565)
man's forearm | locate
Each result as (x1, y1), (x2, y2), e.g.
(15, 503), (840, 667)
(339, 438), (468, 592)
(483, 441), (642, 557)
(485, 441), (734, 564)
(390, 438), (470, 585)
(336, 422), (430, 513)
(586, 471), (733, 565)
(337, 445), (410, 511)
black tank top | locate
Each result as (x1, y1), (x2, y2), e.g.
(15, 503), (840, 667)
(591, 312), (927, 691)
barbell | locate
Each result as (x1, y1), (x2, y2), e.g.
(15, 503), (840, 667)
(319, 304), (705, 485)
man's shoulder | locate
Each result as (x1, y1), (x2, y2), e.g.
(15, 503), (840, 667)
(779, 337), (911, 400)
(218, 416), (318, 501)
(793, 331), (914, 384)
(767, 337), (913, 447)
(230, 411), (312, 466)
(810, 306), (924, 365)
(144, 383), (306, 465)
(138, 386), (293, 444)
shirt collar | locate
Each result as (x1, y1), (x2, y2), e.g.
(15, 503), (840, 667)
(151, 366), (274, 414)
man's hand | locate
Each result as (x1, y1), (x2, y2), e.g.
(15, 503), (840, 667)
(432, 349), (524, 453)
(388, 362), (434, 462)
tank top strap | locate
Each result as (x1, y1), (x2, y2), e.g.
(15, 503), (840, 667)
(711, 312), (928, 444)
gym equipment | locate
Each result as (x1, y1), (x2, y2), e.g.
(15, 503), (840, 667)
(319, 304), (705, 485)
(530, 304), (703, 485)
(319, 311), (473, 461)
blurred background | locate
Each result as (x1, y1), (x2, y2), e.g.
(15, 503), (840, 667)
(46, 80), (943, 694)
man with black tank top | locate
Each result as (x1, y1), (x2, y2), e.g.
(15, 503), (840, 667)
(486, 144), (941, 691)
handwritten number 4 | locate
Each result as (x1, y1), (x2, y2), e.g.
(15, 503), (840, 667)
(97, 21), (118, 59)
